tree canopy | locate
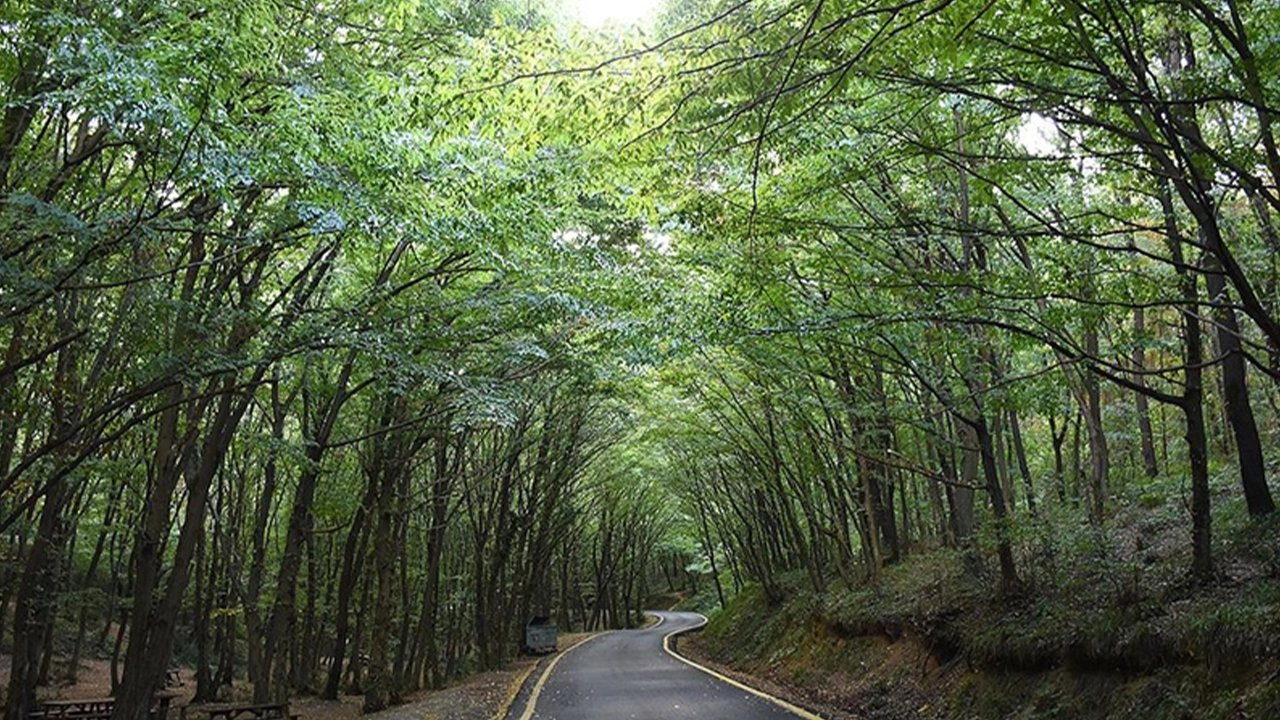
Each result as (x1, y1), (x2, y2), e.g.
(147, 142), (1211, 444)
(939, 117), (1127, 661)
(2, 0), (1279, 718)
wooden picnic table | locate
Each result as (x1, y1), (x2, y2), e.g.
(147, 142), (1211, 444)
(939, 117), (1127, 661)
(34, 694), (172, 720)
(182, 703), (297, 720)
(34, 698), (116, 719)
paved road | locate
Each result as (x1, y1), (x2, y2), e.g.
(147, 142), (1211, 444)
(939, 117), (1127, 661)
(508, 610), (809, 720)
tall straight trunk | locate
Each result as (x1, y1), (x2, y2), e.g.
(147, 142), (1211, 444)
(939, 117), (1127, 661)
(392, 506), (413, 692)
(992, 411), (1015, 514)
(974, 415), (1019, 589)
(1048, 412), (1068, 503)
(858, 453), (884, 575)
(243, 376), (285, 698)
(322, 481), (374, 700)
(0, 320), (27, 490)
(115, 430), (195, 715)
(68, 482), (122, 683)
(926, 430), (955, 547)
(875, 458), (899, 563)
(871, 363), (900, 564)
(897, 473), (910, 553)
(558, 548), (572, 631)
(1205, 252), (1275, 515)
(1083, 322), (1108, 523)
(297, 529), (320, 690)
(362, 458), (399, 713)
(418, 496), (448, 688)
(215, 536), (236, 691)
(347, 565), (374, 693)
(1242, 189), (1280, 374)
(192, 528), (214, 702)
(1158, 173), (1214, 581)
(1132, 307), (1160, 477)
(1160, 26), (1234, 576)
(953, 106), (1014, 586)
(954, 420), (978, 546)
(1183, 291), (1213, 581)
(1007, 409), (1037, 517)
(111, 222), (208, 720)
(115, 383), (247, 720)
(112, 211), (311, 720)
(265, 241), (390, 700)
(819, 412), (860, 580)
(410, 430), (455, 689)
(1070, 411), (1083, 503)
(263, 455), (325, 701)
(1006, 223), (1110, 516)
(4, 480), (69, 720)
(7, 297), (79, 720)
(263, 382), (355, 699)
(215, 597), (236, 690)
(696, 495), (727, 610)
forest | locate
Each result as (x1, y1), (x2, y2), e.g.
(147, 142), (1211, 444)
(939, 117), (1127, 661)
(2, 0), (1279, 719)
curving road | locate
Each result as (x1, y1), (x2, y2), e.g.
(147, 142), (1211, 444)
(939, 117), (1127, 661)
(506, 610), (815, 720)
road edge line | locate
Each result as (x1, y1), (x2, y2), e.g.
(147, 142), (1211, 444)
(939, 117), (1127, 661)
(490, 661), (539, 720)
(661, 613), (827, 720)
(483, 661), (535, 720)
(516, 631), (609, 720)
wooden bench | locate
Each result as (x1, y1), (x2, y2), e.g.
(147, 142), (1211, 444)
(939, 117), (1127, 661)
(195, 703), (297, 720)
(34, 695), (171, 720)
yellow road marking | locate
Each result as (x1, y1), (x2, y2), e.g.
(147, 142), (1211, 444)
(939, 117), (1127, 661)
(490, 661), (539, 720)
(516, 631), (609, 720)
(660, 613), (827, 720)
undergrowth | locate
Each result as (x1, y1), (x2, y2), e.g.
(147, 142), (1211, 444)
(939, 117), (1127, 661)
(694, 498), (1280, 720)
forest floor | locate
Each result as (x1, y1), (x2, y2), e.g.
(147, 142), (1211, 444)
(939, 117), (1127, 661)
(2, 632), (599, 720)
(359, 665), (531, 720)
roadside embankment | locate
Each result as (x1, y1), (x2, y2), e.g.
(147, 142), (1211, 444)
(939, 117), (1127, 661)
(682, 538), (1280, 720)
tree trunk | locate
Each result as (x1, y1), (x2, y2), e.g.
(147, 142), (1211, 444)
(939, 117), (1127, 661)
(1132, 306), (1160, 478)
(974, 416), (1019, 590)
(1204, 255), (1275, 515)
(1007, 409), (1037, 517)
(322, 483), (374, 700)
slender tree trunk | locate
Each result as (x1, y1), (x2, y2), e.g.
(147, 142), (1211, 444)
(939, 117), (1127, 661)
(322, 483), (373, 700)
(695, 494), (726, 610)
(1083, 323), (1108, 523)
(362, 457), (398, 713)
(1158, 174), (1215, 581)
(4, 480), (69, 720)
(1204, 256), (1275, 515)
(1132, 307), (1160, 478)
(1007, 409), (1037, 517)
(974, 416), (1019, 590)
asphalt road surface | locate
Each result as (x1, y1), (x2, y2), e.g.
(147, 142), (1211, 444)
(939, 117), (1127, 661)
(507, 610), (811, 720)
